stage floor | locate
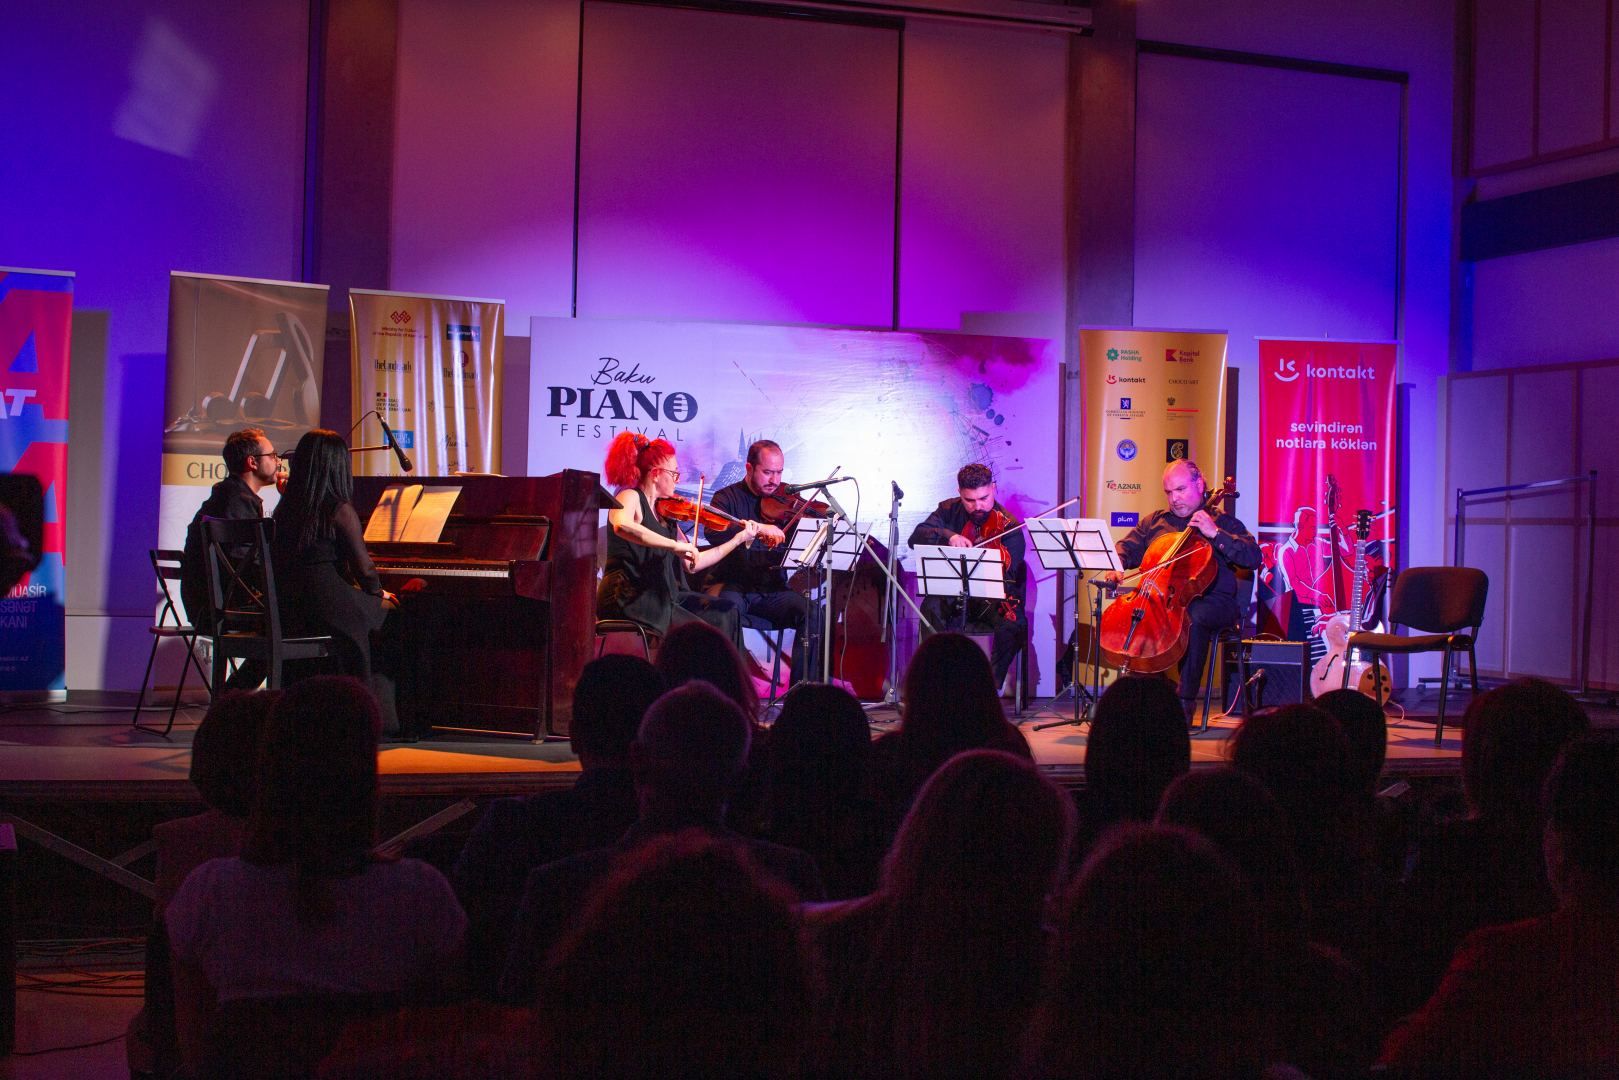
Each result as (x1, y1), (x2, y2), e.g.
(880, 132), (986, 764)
(0, 686), (1550, 804)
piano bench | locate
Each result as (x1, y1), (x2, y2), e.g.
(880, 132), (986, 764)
(595, 619), (657, 661)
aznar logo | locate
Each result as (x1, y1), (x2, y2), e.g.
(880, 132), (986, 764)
(1119, 397), (1131, 410)
(1106, 348), (1119, 360)
(1274, 357), (1299, 382)
(1116, 439), (1138, 461)
(1111, 511), (1139, 528)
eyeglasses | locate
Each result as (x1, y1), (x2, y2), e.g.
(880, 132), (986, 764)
(653, 466), (681, 481)
(254, 448), (281, 461)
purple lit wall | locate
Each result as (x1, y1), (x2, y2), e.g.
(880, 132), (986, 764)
(575, 3), (898, 327)
(2, 0), (309, 689)
(1134, 52), (1403, 533)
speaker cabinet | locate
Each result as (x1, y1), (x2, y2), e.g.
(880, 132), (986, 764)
(1238, 639), (1310, 711)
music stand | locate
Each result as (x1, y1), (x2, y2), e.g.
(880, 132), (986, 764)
(783, 516), (872, 683)
(911, 543), (1006, 616)
(1028, 518), (1122, 731)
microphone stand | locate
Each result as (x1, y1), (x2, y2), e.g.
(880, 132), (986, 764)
(880, 483), (903, 708)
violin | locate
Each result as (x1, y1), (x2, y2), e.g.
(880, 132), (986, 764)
(1097, 477), (1237, 673)
(655, 496), (782, 547)
(760, 491), (831, 525)
(964, 508), (1020, 622)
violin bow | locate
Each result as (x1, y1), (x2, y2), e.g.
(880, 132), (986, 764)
(693, 473), (706, 545)
(970, 496), (1082, 548)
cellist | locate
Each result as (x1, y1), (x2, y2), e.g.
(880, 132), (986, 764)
(1102, 460), (1261, 718)
(908, 462), (1027, 689)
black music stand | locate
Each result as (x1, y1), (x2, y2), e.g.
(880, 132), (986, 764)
(911, 543), (1006, 632)
(1030, 517), (1122, 731)
(782, 514), (870, 684)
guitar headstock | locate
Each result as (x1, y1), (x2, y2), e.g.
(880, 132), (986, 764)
(1354, 508), (1373, 541)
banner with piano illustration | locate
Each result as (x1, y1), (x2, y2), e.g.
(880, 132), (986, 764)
(1077, 327), (1229, 538)
(349, 289), (504, 478)
(0, 267), (73, 697)
(1255, 338), (1398, 664)
(157, 272), (331, 585)
(528, 316), (1062, 691)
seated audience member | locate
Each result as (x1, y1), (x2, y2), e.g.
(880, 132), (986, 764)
(534, 832), (813, 1079)
(653, 613), (759, 719)
(870, 632), (1032, 841)
(166, 677), (465, 1075)
(1380, 736), (1619, 1074)
(1379, 678), (1590, 1015)
(1073, 675), (1191, 857)
(128, 691), (278, 1077)
(1023, 824), (1274, 1079)
(758, 682), (886, 900)
(452, 654), (663, 994)
(1228, 703), (1383, 961)
(1158, 768), (1378, 1079)
(499, 681), (824, 1003)
(1314, 687), (1410, 898)
(806, 749), (1075, 1080)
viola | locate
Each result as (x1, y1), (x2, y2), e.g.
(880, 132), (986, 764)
(655, 496), (781, 547)
(1097, 478), (1237, 674)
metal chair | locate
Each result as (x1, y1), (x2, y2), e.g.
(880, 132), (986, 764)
(1344, 566), (1488, 746)
(201, 517), (334, 689)
(132, 549), (213, 737)
(595, 618), (656, 660)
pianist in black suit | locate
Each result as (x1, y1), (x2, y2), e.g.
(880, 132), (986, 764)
(598, 432), (759, 647)
(271, 430), (399, 693)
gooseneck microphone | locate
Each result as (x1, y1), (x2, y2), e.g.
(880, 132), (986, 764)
(377, 416), (415, 473)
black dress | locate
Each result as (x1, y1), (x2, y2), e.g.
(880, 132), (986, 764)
(272, 501), (389, 680)
(597, 489), (740, 644)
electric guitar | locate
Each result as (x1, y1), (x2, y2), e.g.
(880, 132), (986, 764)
(1309, 508), (1391, 703)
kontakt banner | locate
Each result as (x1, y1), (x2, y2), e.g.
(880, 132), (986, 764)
(1078, 327), (1229, 540)
(349, 289), (504, 477)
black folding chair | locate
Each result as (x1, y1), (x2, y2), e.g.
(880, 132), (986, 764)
(201, 517), (334, 689)
(132, 549), (211, 737)
(1344, 566), (1488, 747)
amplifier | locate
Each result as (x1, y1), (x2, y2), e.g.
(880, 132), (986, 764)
(1237, 639), (1310, 712)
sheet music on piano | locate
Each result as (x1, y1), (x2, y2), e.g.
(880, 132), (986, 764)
(363, 483), (463, 543)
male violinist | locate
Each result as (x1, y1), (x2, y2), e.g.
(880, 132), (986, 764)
(908, 462), (1027, 689)
(1102, 460), (1261, 718)
(701, 440), (814, 659)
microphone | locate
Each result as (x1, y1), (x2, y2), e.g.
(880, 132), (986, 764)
(782, 475), (853, 495)
(1241, 668), (1268, 711)
(891, 480), (904, 500)
(377, 416), (415, 473)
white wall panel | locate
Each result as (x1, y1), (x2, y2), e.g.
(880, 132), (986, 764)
(1471, 236), (1619, 369)
(1536, 0), (1608, 154)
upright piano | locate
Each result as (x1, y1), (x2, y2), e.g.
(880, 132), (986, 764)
(351, 470), (612, 740)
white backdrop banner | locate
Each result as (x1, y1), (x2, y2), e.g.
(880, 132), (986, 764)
(528, 316), (1062, 690)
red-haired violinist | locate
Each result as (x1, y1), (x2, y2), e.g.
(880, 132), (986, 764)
(598, 432), (759, 645)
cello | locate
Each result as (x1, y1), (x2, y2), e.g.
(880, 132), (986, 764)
(1097, 478), (1237, 673)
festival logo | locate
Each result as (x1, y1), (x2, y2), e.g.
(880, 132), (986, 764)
(546, 355), (699, 441)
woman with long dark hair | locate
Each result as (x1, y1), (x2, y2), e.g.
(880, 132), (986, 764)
(598, 431), (758, 645)
(165, 677), (465, 1075)
(271, 429), (394, 682)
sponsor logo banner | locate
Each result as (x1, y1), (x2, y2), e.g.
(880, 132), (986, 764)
(350, 291), (504, 477)
(1255, 339), (1398, 645)
(0, 268), (73, 695)
(1079, 328), (1228, 540)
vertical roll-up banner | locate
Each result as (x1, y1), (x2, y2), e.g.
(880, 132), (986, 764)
(1255, 339), (1398, 653)
(159, 273), (330, 616)
(0, 267), (73, 698)
(1079, 327), (1229, 540)
(349, 290), (504, 477)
